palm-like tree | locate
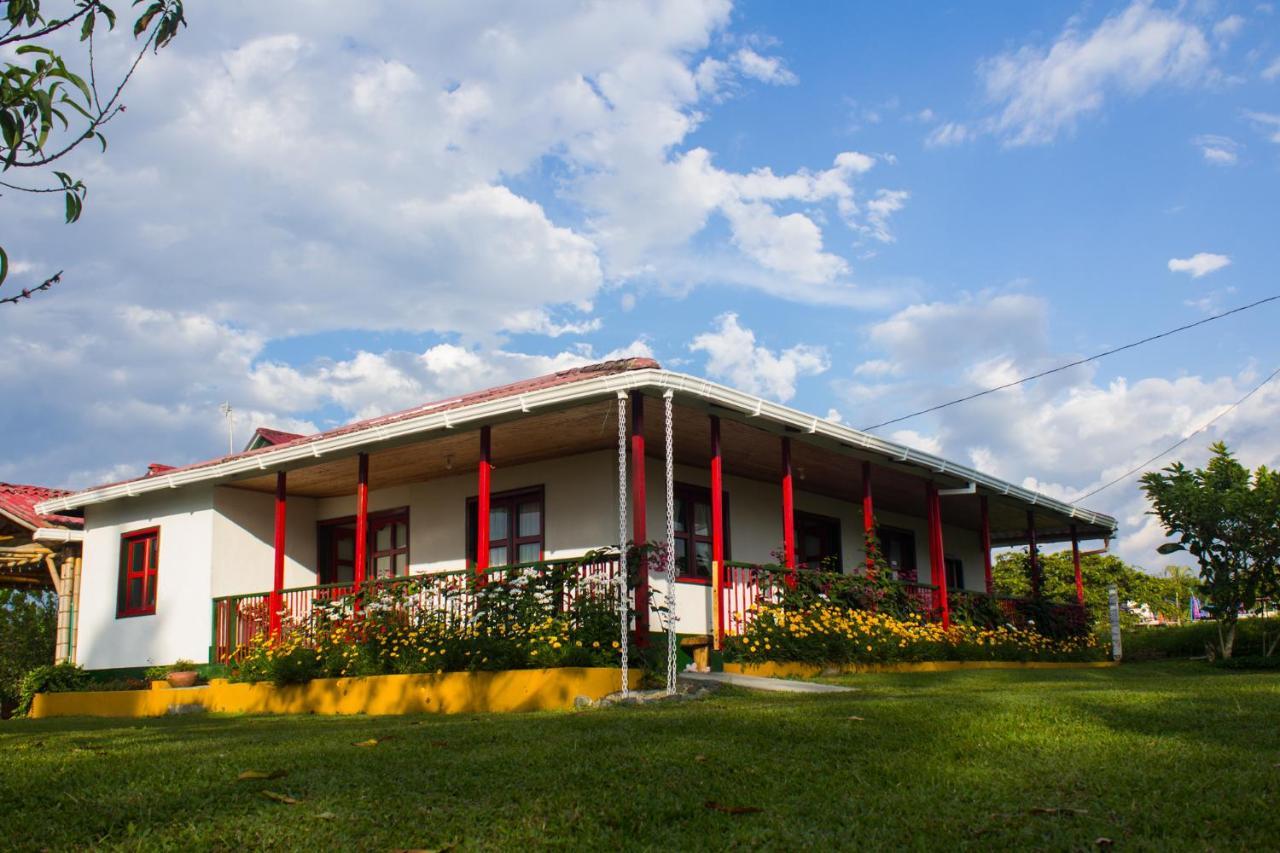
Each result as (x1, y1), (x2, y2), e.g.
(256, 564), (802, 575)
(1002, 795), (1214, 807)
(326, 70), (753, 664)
(1164, 565), (1196, 624)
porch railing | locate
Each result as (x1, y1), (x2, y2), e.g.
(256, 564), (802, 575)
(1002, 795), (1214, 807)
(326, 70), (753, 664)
(718, 562), (1086, 637)
(211, 553), (623, 664)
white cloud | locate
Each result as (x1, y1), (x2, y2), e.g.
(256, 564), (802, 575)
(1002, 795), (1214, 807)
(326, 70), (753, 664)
(979, 2), (1211, 146)
(1243, 109), (1280, 142)
(0, 298), (653, 486)
(690, 313), (828, 402)
(732, 48), (797, 85)
(1263, 56), (1280, 81)
(1168, 252), (1231, 277)
(839, 291), (1280, 570)
(1212, 14), (1246, 46)
(1192, 133), (1239, 164)
(890, 429), (942, 455)
(924, 121), (974, 147)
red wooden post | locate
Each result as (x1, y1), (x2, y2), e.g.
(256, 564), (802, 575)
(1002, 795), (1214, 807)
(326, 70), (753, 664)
(710, 415), (725, 649)
(354, 453), (369, 587)
(780, 437), (796, 587)
(980, 495), (993, 595)
(476, 426), (492, 582)
(862, 460), (875, 575)
(1027, 510), (1041, 599)
(631, 392), (649, 645)
(269, 470), (286, 639)
(1071, 523), (1084, 605)
(927, 482), (951, 628)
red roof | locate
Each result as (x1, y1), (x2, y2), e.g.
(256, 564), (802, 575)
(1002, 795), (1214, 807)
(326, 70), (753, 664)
(77, 357), (660, 496)
(0, 483), (83, 530)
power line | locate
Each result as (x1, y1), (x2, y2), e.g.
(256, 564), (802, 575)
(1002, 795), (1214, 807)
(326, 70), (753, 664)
(861, 294), (1280, 432)
(1070, 363), (1280, 503)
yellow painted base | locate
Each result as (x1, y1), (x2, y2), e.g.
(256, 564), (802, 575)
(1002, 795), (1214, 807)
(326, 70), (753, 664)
(30, 667), (630, 719)
(723, 660), (1118, 678)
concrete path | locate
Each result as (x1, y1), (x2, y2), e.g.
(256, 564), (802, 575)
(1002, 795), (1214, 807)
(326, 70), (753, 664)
(679, 670), (855, 694)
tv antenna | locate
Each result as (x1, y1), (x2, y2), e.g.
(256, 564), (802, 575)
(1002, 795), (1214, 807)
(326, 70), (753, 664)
(219, 402), (235, 455)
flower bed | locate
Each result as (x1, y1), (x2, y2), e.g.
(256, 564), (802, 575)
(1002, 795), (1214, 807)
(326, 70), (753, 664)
(724, 603), (1103, 665)
(232, 559), (626, 686)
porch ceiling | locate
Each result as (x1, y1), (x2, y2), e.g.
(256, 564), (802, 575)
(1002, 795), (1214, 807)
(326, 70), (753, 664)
(229, 397), (1107, 545)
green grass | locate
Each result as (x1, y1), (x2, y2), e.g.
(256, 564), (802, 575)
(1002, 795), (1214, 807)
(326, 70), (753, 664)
(3, 663), (1278, 850)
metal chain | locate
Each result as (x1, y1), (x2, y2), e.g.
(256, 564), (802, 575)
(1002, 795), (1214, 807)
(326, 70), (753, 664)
(615, 392), (629, 697)
(663, 389), (677, 694)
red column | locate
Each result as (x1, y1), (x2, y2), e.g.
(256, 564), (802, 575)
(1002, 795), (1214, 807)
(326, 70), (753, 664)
(862, 461), (875, 575)
(269, 471), (286, 639)
(1071, 523), (1084, 605)
(631, 392), (649, 644)
(927, 482), (951, 628)
(354, 453), (369, 587)
(710, 415), (725, 649)
(476, 426), (492, 582)
(780, 437), (796, 587)
(1027, 510), (1041, 599)
(980, 495), (993, 595)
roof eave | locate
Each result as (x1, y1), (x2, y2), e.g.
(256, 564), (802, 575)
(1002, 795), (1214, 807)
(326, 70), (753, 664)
(34, 368), (1118, 536)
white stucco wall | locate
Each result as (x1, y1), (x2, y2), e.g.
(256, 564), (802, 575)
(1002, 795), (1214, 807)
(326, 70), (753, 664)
(77, 487), (216, 671)
(211, 487), (318, 596)
(74, 447), (989, 669)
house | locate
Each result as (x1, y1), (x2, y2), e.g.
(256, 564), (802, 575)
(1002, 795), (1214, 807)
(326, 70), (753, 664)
(0, 482), (84, 664)
(35, 358), (1117, 673)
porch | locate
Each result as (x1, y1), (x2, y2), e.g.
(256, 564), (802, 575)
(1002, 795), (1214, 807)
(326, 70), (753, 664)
(208, 386), (1101, 663)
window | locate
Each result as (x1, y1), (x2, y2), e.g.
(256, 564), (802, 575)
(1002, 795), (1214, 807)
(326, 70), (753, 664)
(878, 526), (917, 583)
(467, 486), (544, 568)
(117, 527), (159, 617)
(945, 557), (965, 591)
(795, 511), (842, 571)
(317, 507), (410, 584)
(672, 483), (730, 582)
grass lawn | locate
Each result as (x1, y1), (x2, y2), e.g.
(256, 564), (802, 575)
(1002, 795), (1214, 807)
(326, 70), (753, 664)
(3, 663), (1278, 851)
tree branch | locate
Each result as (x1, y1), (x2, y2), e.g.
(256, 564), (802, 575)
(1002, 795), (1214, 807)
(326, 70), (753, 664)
(0, 270), (62, 305)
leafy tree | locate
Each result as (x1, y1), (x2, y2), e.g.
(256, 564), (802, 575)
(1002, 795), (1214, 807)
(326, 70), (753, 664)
(0, 588), (57, 716)
(993, 550), (1185, 629)
(1, 0), (185, 303)
(1141, 442), (1280, 659)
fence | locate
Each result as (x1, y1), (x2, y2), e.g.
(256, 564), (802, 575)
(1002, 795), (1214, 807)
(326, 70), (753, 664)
(717, 562), (1087, 638)
(211, 553), (623, 664)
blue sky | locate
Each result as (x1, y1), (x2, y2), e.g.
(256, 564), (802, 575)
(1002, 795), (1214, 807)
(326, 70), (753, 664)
(3, 0), (1278, 570)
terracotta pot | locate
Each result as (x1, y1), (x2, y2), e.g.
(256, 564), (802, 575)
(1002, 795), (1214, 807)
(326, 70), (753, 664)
(166, 670), (199, 688)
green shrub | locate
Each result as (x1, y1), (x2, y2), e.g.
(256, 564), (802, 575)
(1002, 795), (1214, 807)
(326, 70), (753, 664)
(18, 662), (89, 715)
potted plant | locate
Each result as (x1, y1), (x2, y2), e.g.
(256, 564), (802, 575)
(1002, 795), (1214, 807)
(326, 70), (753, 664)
(146, 660), (201, 688)
(166, 660), (200, 688)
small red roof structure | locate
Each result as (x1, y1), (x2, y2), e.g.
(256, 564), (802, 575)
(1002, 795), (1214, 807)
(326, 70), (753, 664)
(0, 483), (82, 531)
(244, 427), (307, 452)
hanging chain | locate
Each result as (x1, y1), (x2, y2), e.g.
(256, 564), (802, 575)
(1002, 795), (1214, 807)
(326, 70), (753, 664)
(615, 391), (629, 697)
(663, 389), (677, 694)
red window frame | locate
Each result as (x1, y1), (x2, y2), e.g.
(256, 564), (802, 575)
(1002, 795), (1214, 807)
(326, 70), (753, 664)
(879, 525), (918, 583)
(316, 507), (410, 584)
(466, 485), (545, 568)
(795, 510), (842, 571)
(673, 482), (731, 585)
(117, 526), (160, 618)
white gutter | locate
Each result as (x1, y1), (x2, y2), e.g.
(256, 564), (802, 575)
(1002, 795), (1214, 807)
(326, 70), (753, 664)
(33, 528), (84, 544)
(33, 368), (1117, 534)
